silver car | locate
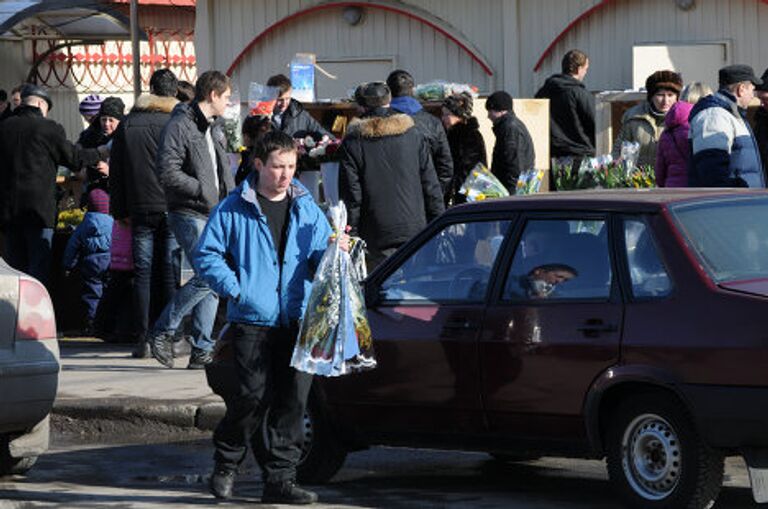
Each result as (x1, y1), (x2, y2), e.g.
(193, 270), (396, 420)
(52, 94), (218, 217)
(0, 259), (59, 475)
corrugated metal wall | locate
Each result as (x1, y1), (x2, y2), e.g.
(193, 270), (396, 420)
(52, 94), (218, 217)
(204, 0), (502, 98)
(201, 0), (768, 98)
(524, 0), (768, 95)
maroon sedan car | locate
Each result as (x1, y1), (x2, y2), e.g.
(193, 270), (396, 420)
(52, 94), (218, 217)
(209, 188), (768, 509)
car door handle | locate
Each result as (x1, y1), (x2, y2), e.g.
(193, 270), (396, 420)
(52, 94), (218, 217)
(577, 319), (617, 337)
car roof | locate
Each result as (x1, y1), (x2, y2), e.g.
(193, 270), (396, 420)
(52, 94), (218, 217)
(446, 188), (768, 215)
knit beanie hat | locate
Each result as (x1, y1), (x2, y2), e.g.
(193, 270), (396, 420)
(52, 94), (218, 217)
(443, 92), (474, 120)
(645, 70), (683, 101)
(79, 94), (103, 117)
(99, 97), (125, 120)
(485, 91), (514, 112)
(87, 188), (110, 214)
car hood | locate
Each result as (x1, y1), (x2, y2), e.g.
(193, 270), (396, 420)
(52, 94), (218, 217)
(719, 279), (768, 298)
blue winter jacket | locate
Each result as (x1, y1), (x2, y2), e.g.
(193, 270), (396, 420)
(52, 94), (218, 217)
(688, 90), (765, 188)
(194, 174), (332, 327)
(62, 211), (114, 277)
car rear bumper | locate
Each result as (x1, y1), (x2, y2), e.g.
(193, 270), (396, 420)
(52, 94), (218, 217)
(682, 384), (768, 448)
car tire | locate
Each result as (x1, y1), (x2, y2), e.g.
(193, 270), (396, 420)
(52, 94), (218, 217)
(296, 391), (348, 485)
(605, 393), (724, 509)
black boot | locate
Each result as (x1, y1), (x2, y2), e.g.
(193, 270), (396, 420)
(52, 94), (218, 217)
(131, 339), (151, 359)
(262, 480), (318, 505)
(208, 465), (235, 499)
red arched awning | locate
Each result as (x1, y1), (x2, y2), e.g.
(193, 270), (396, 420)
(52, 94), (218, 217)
(226, 1), (494, 77)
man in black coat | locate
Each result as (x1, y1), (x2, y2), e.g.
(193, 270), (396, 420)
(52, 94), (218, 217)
(535, 49), (595, 159)
(339, 81), (445, 269)
(110, 69), (181, 358)
(266, 74), (331, 140)
(486, 91), (536, 194)
(0, 84), (106, 286)
(387, 69), (454, 202)
(148, 70), (236, 370)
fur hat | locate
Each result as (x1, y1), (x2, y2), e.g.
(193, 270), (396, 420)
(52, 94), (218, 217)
(758, 68), (768, 92)
(79, 94), (103, 117)
(87, 188), (110, 214)
(443, 92), (474, 120)
(354, 81), (391, 109)
(485, 91), (513, 112)
(99, 97), (125, 120)
(645, 70), (683, 101)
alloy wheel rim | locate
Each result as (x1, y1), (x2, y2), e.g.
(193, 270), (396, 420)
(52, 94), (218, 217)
(621, 413), (682, 500)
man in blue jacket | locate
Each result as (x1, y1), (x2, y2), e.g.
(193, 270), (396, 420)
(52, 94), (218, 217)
(689, 64), (765, 187)
(195, 130), (344, 505)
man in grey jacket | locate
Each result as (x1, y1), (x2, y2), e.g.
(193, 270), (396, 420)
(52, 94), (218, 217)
(149, 70), (235, 369)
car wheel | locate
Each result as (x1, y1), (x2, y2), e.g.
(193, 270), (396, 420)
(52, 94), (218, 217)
(605, 393), (724, 509)
(296, 392), (348, 484)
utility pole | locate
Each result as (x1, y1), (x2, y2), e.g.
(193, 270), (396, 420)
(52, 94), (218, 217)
(130, 0), (141, 99)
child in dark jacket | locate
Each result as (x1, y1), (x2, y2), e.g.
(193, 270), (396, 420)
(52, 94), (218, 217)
(62, 189), (114, 330)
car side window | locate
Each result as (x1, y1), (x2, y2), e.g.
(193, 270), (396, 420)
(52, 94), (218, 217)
(379, 220), (510, 303)
(624, 218), (672, 298)
(503, 219), (612, 300)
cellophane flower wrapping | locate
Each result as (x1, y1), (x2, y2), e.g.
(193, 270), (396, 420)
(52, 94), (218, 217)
(222, 90), (242, 153)
(291, 201), (376, 376)
(515, 169), (546, 195)
(458, 163), (510, 201)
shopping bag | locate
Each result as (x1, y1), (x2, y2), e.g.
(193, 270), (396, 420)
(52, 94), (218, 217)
(290, 201), (376, 376)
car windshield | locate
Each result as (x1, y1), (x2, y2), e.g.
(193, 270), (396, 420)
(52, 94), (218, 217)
(670, 196), (768, 283)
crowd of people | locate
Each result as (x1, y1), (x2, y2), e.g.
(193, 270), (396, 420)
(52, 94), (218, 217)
(0, 50), (767, 505)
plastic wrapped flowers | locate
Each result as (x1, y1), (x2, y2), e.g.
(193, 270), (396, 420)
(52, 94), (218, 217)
(291, 201), (376, 377)
(459, 163), (510, 201)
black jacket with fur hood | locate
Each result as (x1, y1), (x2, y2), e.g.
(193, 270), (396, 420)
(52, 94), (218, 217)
(110, 94), (179, 220)
(339, 109), (445, 251)
(155, 102), (235, 218)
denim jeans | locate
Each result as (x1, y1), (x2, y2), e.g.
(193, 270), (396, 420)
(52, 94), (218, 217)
(152, 211), (219, 352)
(5, 225), (54, 287)
(132, 213), (179, 339)
(213, 323), (312, 484)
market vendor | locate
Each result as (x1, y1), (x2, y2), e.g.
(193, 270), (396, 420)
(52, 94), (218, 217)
(195, 130), (348, 505)
(267, 73), (334, 140)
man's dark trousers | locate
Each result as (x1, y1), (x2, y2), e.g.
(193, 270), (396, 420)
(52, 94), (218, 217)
(213, 323), (312, 484)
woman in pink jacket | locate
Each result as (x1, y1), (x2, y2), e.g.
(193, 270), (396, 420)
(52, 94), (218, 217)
(655, 100), (694, 187)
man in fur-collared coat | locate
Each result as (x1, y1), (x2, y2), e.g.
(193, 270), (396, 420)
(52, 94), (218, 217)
(109, 69), (182, 357)
(339, 81), (445, 269)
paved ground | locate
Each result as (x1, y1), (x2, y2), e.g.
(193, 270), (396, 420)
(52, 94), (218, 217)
(55, 338), (225, 431)
(40, 339), (760, 508)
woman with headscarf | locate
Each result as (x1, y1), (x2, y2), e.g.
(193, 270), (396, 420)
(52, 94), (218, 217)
(441, 92), (487, 205)
(612, 70), (683, 168)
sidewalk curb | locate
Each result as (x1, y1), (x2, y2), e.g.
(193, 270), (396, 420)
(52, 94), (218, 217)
(53, 399), (226, 431)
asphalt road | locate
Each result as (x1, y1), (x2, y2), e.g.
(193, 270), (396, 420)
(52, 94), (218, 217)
(0, 432), (760, 508)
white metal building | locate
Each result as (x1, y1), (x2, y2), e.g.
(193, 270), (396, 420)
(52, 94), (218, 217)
(195, 0), (768, 99)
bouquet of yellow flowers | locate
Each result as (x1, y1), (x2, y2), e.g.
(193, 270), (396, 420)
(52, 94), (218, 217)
(459, 163), (510, 201)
